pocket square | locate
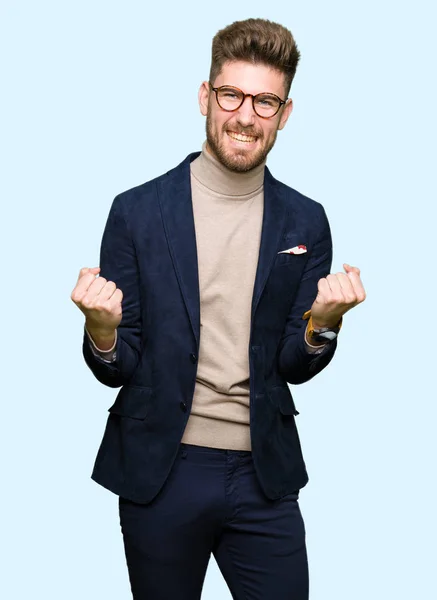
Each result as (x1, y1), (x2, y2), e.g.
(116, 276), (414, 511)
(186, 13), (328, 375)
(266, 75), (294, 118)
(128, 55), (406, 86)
(278, 244), (307, 255)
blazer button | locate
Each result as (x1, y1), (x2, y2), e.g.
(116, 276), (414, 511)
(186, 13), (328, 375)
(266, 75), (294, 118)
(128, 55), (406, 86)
(180, 401), (187, 412)
(190, 353), (197, 363)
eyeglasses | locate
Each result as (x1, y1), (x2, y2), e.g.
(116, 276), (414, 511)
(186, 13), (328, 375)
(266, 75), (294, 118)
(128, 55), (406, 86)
(209, 82), (287, 118)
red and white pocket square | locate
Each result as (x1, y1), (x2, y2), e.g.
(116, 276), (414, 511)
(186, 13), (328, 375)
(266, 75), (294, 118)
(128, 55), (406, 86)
(277, 244), (307, 255)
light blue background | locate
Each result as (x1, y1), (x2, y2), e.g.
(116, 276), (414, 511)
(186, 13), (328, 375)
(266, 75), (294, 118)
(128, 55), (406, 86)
(2, 1), (435, 598)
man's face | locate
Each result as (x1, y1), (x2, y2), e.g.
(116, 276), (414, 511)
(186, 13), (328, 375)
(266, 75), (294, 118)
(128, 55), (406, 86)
(198, 61), (293, 173)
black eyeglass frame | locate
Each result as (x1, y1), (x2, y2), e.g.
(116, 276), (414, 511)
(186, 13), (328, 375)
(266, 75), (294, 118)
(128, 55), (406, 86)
(209, 82), (288, 119)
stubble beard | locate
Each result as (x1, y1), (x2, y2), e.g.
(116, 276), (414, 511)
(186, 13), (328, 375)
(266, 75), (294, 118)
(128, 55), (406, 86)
(205, 109), (278, 173)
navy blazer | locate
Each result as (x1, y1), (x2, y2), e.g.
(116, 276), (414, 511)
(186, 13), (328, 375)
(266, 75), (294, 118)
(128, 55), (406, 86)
(83, 151), (338, 503)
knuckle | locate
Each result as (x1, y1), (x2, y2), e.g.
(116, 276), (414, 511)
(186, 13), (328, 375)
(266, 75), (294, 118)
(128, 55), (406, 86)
(82, 296), (95, 309)
(72, 291), (84, 304)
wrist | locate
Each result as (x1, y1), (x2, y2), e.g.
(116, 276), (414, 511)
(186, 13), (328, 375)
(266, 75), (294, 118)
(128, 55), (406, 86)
(85, 323), (117, 351)
(310, 313), (343, 329)
(312, 319), (341, 330)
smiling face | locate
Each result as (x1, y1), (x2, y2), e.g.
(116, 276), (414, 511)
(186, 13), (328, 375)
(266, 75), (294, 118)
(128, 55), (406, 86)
(199, 61), (294, 173)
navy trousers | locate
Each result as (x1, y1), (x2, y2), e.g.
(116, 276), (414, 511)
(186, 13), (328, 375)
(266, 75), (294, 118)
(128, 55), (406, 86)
(118, 443), (309, 599)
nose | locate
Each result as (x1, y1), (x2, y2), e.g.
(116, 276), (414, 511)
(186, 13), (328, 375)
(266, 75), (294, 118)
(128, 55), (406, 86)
(236, 95), (256, 127)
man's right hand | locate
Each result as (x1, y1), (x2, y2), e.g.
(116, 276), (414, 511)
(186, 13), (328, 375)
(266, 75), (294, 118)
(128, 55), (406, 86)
(71, 267), (123, 350)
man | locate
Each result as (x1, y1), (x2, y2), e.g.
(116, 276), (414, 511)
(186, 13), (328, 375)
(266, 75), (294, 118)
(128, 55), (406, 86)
(71, 18), (366, 600)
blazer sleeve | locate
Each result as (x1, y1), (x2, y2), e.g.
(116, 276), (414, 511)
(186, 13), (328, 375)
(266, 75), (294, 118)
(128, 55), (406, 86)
(276, 204), (338, 385)
(82, 194), (142, 388)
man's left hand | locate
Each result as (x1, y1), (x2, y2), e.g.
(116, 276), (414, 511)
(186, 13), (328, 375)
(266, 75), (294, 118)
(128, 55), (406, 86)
(310, 264), (366, 329)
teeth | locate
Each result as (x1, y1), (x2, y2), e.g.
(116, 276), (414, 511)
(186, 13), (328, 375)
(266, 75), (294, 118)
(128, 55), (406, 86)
(228, 132), (257, 143)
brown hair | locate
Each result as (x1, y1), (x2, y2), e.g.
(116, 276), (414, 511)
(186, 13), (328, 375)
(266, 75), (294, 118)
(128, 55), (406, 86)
(209, 18), (301, 97)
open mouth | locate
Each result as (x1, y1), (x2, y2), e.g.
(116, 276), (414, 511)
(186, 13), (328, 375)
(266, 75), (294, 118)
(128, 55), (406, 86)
(226, 131), (258, 143)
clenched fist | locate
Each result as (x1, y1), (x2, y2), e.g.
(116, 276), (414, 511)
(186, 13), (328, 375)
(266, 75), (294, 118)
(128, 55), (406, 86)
(71, 267), (123, 349)
(310, 263), (366, 328)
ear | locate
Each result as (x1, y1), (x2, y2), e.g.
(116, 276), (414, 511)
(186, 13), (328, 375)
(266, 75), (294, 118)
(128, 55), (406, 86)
(277, 98), (293, 131)
(198, 81), (210, 116)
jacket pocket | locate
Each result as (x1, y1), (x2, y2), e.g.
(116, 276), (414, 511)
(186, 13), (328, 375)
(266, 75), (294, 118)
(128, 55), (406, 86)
(275, 252), (308, 268)
(269, 385), (300, 416)
(108, 385), (153, 420)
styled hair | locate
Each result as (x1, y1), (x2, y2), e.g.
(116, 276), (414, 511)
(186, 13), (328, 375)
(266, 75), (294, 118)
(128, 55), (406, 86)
(209, 18), (301, 97)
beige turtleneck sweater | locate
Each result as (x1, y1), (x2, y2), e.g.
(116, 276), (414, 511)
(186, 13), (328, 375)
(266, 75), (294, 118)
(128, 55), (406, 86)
(179, 143), (265, 450)
(86, 142), (327, 451)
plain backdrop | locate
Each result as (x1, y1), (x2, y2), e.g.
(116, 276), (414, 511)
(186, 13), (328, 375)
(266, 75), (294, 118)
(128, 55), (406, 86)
(1, 1), (436, 598)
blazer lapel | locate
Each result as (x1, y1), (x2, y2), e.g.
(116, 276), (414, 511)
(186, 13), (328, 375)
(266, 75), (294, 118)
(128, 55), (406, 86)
(157, 152), (202, 345)
(250, 167), (288, 322)
(157, 154), (289, 346)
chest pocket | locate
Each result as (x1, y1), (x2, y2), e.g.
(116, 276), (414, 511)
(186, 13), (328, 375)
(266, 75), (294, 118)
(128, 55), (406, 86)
(274, 231), (310, 269)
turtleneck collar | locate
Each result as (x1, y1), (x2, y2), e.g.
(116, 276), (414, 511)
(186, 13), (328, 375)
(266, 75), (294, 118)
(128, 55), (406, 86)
(190, 140), (265, 197)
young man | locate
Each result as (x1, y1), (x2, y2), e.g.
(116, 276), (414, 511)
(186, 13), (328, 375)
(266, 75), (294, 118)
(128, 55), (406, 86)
(71, 18), (366, 600)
